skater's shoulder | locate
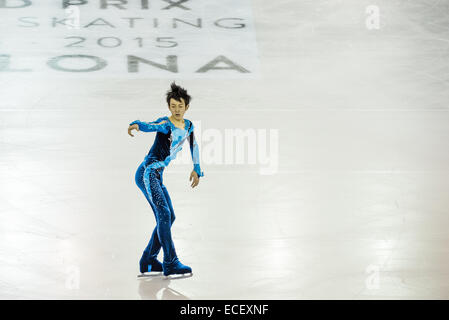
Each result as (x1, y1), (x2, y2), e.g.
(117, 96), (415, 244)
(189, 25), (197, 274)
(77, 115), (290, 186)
(184, 118), (195, 131)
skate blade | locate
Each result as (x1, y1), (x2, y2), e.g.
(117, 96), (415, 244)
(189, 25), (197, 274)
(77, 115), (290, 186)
(163, 272), (193, 280)
(137, 272), (163, 278)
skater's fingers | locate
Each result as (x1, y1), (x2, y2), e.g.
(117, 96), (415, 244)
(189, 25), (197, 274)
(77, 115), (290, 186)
(189, 171), (199, 187)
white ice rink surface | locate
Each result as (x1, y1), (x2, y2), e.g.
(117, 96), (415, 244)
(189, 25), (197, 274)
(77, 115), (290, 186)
(1, 0), (449, 299)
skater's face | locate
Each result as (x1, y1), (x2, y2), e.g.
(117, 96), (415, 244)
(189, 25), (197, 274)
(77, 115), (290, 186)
(168, 98), (188, 121)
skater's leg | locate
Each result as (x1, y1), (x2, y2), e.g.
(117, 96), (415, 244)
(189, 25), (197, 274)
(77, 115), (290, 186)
(144, 167), (178, 265)
(157, 172), (192, 276)
(143, 184), (176, 259)
(136, 164), (176, 260)
(136, 164), (189, 276)
(135, 162), (163, 260)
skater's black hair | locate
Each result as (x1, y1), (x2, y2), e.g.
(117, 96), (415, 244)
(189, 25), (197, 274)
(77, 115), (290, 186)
(166, 81), (192, 106)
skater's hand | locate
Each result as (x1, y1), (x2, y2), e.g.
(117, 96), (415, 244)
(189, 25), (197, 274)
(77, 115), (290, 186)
(190, 170), (199, 188)
(128, 124), (139, 137)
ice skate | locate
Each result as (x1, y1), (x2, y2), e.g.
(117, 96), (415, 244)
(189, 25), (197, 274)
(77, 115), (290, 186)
(163, 259), (193, 278)
(137, 255), (163, 278)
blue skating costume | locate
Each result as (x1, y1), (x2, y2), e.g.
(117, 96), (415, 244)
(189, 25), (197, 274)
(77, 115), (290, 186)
(130, 116), (204, 276)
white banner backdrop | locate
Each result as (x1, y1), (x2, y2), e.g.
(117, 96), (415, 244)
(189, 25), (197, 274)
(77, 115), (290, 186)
(0, 0), (260, 78)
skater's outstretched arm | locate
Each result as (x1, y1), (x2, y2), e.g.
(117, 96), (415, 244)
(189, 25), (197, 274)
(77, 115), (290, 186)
(187, 124), (204, 188)
(128, 117), (169, 136)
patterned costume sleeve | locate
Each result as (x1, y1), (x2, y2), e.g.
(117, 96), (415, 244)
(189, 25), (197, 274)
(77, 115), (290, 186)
(187, 123), (204, 178)
(129, 117), (169, 134)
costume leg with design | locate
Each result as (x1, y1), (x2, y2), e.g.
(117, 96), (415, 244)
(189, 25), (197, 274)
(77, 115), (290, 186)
(135, 162), (176, 262)
(136, 163), (162, 272)
(142, 165), (178, 265)
(135, 161), (192, 276)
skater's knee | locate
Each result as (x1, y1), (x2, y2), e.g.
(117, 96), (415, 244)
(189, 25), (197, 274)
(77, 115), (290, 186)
(156, 206), (172, 223)
(158, 213), (171, 224)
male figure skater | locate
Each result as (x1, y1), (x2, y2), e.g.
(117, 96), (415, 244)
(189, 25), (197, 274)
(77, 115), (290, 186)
(128, 82), (204, 277)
